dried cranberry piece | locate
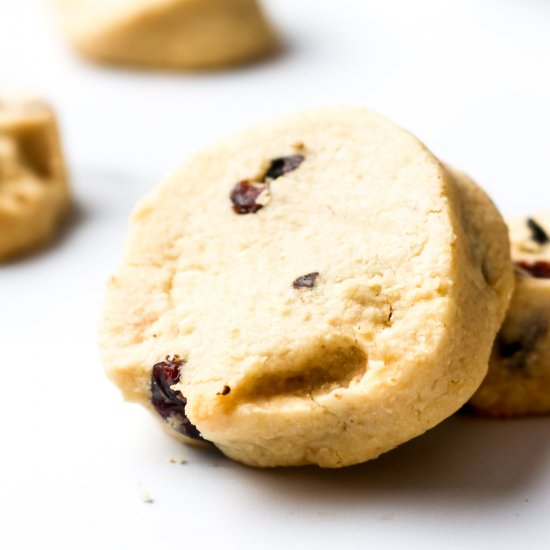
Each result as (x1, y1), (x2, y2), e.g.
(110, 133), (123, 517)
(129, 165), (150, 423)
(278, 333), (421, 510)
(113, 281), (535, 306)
(515, 260), (550, 279)
(527, 218), (549, 245)
(151, 356), (203, 441)
(497, 319), (548, 373)
(264, 155), (305, 180)
(498, 338), (524, 359)
(230, 181), (268, 214)
(230, 154), (305, 215)
(293, 272), (319, 289)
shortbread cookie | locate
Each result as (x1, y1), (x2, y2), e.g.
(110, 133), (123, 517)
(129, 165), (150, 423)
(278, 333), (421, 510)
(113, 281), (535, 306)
(0, 96), (70, 261)
(52, 0), (279, 70)
(470, 213), (550, 417)
(100, 108), (513, 468)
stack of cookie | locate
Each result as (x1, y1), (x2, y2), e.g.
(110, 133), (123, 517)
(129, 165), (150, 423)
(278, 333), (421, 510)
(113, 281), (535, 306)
(99, 108), (549, 468)
(3, 2), (546, 468)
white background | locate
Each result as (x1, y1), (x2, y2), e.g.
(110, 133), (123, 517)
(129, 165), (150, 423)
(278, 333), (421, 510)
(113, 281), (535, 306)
(1, 1), (549, 548)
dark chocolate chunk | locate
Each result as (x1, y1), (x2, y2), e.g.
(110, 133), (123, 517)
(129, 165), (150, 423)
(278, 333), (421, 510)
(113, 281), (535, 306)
(515, 260), (550, 279)
(293, 272), (319, 289)
(264, 155), (305, 180)
(217, 385), (231, 396)
(151, 356), (203, 441)
(230, 181), (268, 214)
(527, 218), (550, 245)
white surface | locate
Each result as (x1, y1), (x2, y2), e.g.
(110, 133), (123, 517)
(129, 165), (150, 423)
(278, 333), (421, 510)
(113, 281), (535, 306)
(1, 1), (550, 548)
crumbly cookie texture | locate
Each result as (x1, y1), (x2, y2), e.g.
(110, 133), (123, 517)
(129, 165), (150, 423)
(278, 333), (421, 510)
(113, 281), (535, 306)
(470, 213), (550, 417)
(0, 96), (70, 261)
(52, 0), (279, 70)
(100, 108), (513, 468)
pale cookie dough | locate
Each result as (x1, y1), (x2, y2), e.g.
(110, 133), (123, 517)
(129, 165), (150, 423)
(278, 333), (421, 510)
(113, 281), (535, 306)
(0, 96), (70, 261)
(470, 213), (550, 417)
(52, 0), (279, 70)
(100, 108), (513, 468)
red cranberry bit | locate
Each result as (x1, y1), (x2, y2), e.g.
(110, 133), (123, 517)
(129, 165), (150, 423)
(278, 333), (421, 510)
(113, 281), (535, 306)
(264, 155), (305, 180)
(515, 260), (550, 279)
(293, 272), (319, 289)
(230, 181), (268, 214)
(151, 356), (203, 441)
(230, 154), (305, 215)
(527, 218), (550, 245)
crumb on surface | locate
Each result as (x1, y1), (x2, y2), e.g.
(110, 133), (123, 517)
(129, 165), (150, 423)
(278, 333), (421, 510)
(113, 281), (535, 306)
(168, 455), (188, 465)
(140, 489), (154, 504)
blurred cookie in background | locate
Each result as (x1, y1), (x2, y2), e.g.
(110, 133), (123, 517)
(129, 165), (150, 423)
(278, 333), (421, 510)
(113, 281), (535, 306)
(470, 214), (550, 417)
(0, 96), (71, 261)
(51, 0), (280, 70)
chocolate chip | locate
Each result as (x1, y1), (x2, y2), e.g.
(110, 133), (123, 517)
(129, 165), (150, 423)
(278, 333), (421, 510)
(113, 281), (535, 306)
(293, 272), (319, 289)
(515, 260), (550, 279)
(264, 155), (305, 180)
(527, 218), (549, 245)
(230, 181), (269, 214)
(151, 356), (203, 441)
(217, 385), (231, 396)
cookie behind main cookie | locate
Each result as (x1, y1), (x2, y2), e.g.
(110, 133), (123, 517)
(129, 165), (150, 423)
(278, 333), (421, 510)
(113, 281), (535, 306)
(100, 108), (513, 468)
(470, 213), (550, 417)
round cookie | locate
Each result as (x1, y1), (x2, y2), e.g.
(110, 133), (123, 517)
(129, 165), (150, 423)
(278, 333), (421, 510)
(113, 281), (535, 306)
(470, 213), (550, 417)
(0, 96), (70, 261)
(52, 0), (279, 70)
(100, 108), (513, 468)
